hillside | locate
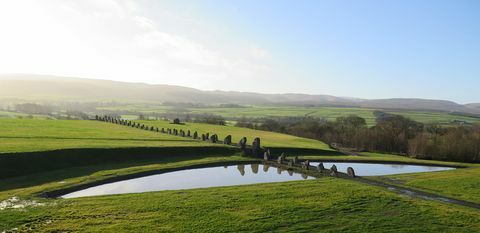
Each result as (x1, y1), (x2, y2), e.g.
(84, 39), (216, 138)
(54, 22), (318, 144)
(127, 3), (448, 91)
(0, 74), (478, 114)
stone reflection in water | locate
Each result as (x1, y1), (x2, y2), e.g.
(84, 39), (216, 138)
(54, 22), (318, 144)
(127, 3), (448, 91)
(263, 164), (270, 172)
(251, 164), (259, 174)
(62, 163), (320, 198)
(237, 165), (245, 176)
(287, 169), (294, 176)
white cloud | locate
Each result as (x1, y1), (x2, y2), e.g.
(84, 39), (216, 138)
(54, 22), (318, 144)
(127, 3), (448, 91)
(250, 47), (272, 59)
(0, 0), (277, 92)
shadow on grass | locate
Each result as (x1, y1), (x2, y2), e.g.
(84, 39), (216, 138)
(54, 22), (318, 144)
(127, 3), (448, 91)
(0, 146), (239, 180)
(266, 147), (344, 156)
(0, 153), (237, 192)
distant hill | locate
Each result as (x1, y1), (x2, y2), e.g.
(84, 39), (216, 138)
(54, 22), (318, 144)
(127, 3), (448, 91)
(0, 74), (479, 114)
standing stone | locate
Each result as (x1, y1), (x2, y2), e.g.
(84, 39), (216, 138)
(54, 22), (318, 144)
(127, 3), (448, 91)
(317, 162), (325, 173)
(302, 160), (310, 170)
(150, 126), (155, 131)
(330, 165), (338, 177)
(205, 133), (210, 140)
(180, 130), (185, 137)
(263, 151), (270, 161)
(277, 153), (285, 164)
(156, 127), (159, 132)
(193, 131), (198, 139)
(187, 130), (191, 137)
(252, 137), (261, 157)
(238, 137), (247, 150)
(167, 128), (172, 134)
(224, 135), (232, 145)
(210, 134), (218, 143)
(292, 156), (299, 165)
(201, 134), (206, 141)
(347, 167), (356, 178)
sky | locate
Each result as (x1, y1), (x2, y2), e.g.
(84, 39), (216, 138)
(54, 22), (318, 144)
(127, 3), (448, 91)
(0, 0), (479, 103)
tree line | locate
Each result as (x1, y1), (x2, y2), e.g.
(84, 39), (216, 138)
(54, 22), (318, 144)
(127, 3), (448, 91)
(235, 112), (480, 163)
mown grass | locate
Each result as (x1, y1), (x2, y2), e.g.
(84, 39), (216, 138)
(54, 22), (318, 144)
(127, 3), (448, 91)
(300, 152), (480, 204)
(380, 164), (480, 204)
(1, 118), (479, 232)
(1, 178), (479, 232)
(136, 120), (334, 152)
(0, 119), (210, 153)
(0, 150), (478, 232)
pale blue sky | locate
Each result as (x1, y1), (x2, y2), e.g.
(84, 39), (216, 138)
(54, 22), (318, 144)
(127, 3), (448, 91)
(0, 0), (478, 103)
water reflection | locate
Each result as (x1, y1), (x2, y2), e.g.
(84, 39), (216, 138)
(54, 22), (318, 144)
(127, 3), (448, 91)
(237, 165), (245, 176)
(251, 164), (259, 174)
(63, 164), (315, 199)
(310, 162), (454, 176)
(263, 164), (270, 173)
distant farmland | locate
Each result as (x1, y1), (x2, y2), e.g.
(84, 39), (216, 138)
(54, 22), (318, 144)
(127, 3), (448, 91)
(98, 105), (480, 126)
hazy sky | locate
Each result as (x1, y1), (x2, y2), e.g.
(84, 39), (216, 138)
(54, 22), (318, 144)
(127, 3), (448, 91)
(0, 0), (479, 103)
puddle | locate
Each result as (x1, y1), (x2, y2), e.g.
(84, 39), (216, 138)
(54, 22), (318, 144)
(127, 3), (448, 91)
(0, 197), (46, 211)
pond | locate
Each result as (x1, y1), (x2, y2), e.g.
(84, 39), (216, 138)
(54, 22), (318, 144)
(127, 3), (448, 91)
(62, 162), (455, 198)
(310, 162), (454, 176)
(62, 164), (313, 198)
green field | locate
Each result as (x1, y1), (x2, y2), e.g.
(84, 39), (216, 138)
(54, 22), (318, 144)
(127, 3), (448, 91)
(136, 120), (334, 151)
(99, 104), (480, 126)
(1, 118), (479, 232)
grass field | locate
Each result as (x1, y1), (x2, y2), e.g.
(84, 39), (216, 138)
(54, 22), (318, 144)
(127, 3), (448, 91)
(1, 118), (479, 232)
(1, 154), (479, 232)
(0, 119), (215, 154)
(136, 120), (334, 152)
(100, 104), (480, 126)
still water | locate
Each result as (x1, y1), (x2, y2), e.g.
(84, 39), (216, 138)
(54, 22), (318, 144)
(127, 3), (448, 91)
(62, 162), (454, 198)
(63, 164), (312, 198)
(310, 162), (454, 176)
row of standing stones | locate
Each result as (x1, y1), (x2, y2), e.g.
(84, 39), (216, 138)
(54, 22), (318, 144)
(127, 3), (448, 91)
(95, 116), (264, 157)
(263, 149), (356, 178)
(96, 116), (356, 178)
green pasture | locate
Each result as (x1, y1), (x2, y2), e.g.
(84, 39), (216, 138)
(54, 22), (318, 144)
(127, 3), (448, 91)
(0, 118), (479, 232)
(102, 104), (480, 126)
(135, 119), (334, 152)
(1, 154), (479, 232)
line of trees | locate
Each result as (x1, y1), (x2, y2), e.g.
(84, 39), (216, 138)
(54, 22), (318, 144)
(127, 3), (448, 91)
(235, 113), (480, 163)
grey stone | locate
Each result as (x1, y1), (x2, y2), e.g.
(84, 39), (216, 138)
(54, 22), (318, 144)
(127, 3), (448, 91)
(317, 162), (325, 172)
(347, 167), (356, 178)
(330, 165), (338, 177)
(224, 135), (232, 145)
(252, 137), (261, 157)
(239, 137), (247, 150)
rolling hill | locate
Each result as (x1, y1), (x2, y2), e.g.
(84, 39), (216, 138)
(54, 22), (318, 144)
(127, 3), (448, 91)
(0, 74), (478, 114)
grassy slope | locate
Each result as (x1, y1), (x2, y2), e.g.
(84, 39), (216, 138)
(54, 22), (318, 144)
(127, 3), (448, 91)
(0, 119), (479, 231)
(0, 119), (216, 153)
(1, 157), (479, 232)
(381, 165), (480, 204)
(136, 120), (334, 151)
(300, 152), (480, 204)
